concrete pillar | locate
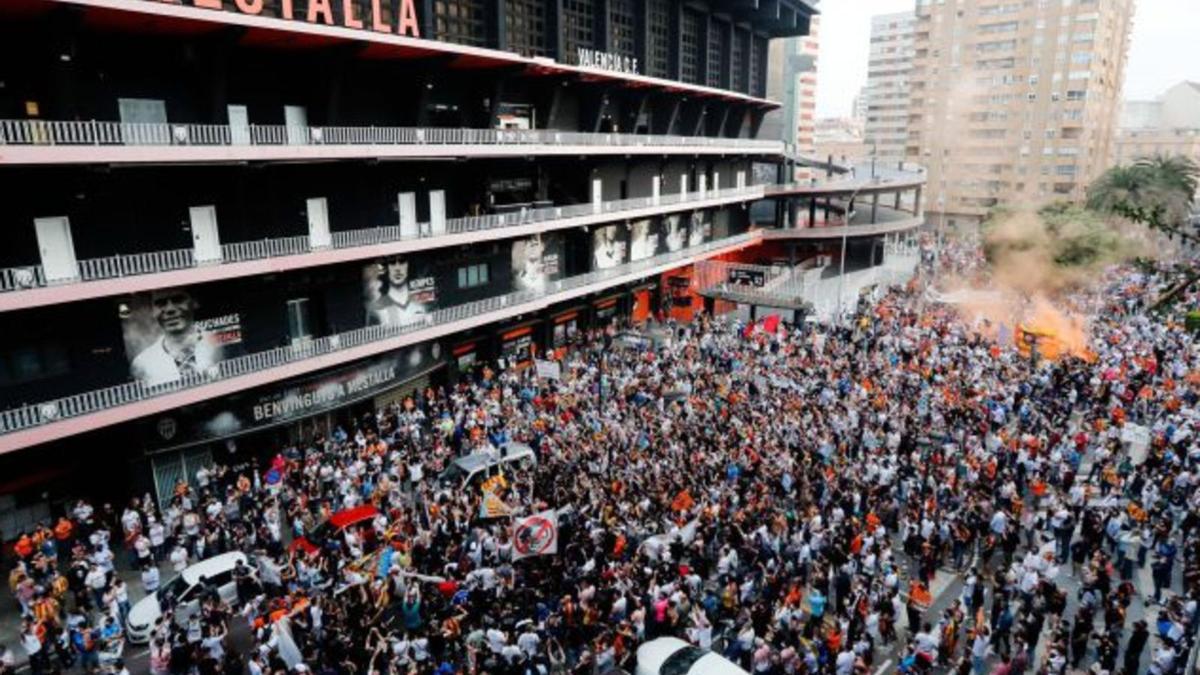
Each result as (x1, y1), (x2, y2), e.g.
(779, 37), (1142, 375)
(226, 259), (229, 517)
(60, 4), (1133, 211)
(398, 192), (418, 238)
(592, 177), (603, 214)
(429, 190), (446, 235)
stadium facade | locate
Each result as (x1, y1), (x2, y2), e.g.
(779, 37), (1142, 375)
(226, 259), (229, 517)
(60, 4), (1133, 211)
(0, 0), (924, 533)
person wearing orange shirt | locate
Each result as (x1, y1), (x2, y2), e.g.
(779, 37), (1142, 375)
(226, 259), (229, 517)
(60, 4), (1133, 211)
(13, 533), (33, 561)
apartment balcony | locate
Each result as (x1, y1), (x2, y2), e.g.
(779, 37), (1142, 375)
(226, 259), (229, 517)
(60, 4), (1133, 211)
(0, 120), (785, 166)
(0, 186), (767, 312)
(0, 232), (760, 453)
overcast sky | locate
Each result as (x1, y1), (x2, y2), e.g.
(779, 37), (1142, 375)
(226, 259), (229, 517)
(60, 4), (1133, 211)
(813, 0), (1200, 118)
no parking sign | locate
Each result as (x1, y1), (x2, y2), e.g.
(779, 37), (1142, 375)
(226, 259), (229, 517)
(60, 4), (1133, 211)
(513, 510), (559, 560)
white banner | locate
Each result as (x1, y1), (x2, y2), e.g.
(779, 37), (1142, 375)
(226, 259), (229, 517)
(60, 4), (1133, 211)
(512, 510), (559, 560)
(535, 359), (562, 380)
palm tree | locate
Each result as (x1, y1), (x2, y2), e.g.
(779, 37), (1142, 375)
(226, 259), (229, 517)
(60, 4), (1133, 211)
(1088, 155), (1199, 240)
(1137, 155), (1199, 231)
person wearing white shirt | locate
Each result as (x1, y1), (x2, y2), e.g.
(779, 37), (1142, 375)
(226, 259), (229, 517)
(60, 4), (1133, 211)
(169, 545), (188, 573)
(517, 628), (541, 658)
(486, 626), (507, 654)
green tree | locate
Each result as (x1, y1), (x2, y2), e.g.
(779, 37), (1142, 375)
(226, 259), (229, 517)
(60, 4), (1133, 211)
(1088, 155), (1199, 241)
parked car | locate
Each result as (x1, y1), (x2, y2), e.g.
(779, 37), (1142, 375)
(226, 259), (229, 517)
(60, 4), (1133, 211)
(636, 638), (749, 675)
(437, 443), (537, 489)
(126, 551), (252, 644)
(289, 504), (380, 556)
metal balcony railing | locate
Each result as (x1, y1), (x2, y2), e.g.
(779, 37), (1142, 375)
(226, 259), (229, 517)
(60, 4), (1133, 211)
(0, 187), (765, 294)
(0, 119), (783, 152)
(0, 232), (758, 436)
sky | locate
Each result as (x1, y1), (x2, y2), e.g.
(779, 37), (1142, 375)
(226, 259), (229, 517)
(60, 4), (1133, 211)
(813, 0), (1200, 119)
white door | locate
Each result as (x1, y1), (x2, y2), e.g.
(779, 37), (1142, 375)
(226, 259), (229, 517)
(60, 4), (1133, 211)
(34, 216), (79, 283)
(591, 178), (603, 213)
(188, 205), (223, 264)
(306, 197), (331, 249)
(227, 105), (250, 145)
(397, 192), (418, 239)
(284, 105), (308, 145)
(429, 190), (446, 235)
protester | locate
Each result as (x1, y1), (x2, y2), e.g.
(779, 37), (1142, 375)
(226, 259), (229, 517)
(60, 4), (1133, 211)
(3, 240), (1199, 675)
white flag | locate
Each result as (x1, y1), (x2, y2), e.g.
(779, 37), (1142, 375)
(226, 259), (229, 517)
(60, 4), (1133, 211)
(512, 510), (559, 560)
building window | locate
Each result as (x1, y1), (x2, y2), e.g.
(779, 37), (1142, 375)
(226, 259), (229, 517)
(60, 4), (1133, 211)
(562, 0), (595, 59)
(707, 22), (726, 88)
(506, 0), (548, 57)
(646, 0), (670, 79)
(750, 37), (766, 97)
(435, 0), (487, 46)
(457, 263), (490, 289)
(287, 298), (313, 342)
(730, 30), (748, 93)
(680, 10), (701, 84)
(609, 0), (636, 60)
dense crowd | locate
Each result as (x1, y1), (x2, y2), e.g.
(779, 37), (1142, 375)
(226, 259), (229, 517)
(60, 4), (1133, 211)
(3, 244), (1200, 675)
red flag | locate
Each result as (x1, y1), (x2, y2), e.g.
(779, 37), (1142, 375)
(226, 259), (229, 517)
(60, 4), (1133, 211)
(762, 314), (781, 334)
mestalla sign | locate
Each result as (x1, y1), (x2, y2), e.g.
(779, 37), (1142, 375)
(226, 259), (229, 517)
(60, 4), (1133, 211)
(153, 0), (422, 38)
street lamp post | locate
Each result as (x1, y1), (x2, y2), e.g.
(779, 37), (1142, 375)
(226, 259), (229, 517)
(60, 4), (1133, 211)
(834, 184), (865, 326)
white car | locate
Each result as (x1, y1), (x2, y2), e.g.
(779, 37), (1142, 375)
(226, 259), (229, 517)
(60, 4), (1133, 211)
(125, 551), (251, 644)
(636, 638), (748, 675)
(437, 443), (537, 489)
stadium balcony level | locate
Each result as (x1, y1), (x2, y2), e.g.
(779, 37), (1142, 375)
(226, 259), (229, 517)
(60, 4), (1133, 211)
(766, 202), (924, 240)
(0, 120), (784, 166)
(0, 186), (766, 312)
(0, 232), (760, 453)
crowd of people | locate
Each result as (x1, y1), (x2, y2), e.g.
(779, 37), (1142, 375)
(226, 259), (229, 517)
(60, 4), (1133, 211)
(2, 243), (1199, 675)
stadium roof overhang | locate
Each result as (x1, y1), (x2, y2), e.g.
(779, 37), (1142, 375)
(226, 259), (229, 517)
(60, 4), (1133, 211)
(714, 0), (817, 39)
(2, 0), (785, 109)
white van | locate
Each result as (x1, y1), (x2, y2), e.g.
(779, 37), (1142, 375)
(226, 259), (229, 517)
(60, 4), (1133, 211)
(126, 551), (252, 644)
(437, 443), (537, 489)
(636, 638), (749, 675)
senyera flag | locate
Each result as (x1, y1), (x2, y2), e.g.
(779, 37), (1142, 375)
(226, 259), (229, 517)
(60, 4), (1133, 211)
(512, 510), (559, 560)
(743, 314), (782, 338)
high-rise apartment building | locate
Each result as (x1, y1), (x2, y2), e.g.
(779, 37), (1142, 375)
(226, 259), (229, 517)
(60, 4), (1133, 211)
(852, 86), (870, 127)
(865, 11), (916, 161)
(907, 0), (1135, 226)
(764, 13), (821, 155)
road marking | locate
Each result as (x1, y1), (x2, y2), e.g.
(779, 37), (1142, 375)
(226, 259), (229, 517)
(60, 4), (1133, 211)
(873, 658), (893, 675)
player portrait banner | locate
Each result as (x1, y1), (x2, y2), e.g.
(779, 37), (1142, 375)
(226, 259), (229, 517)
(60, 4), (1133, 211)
(688, 211), (713, 247)
(592, 224), (628, 270)
(629, 219), (659, 261)
(511, 233), (564, 292)
(512, 510), (559, 560)
(119, 286), (245, 386)
(363, 254), (438, 327)
(661, 214), (688, 254)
